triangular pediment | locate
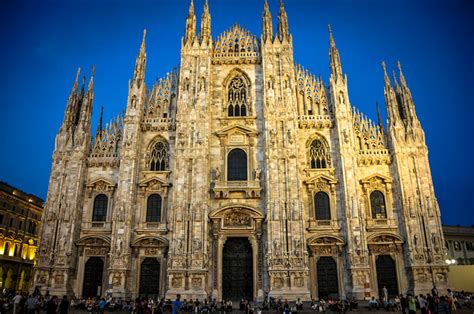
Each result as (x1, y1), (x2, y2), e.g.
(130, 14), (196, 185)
(307, 235), (345, 246)
(360, 173), (392, 184)
(215, 124), (258, 137)
(367, 232), (403, 244)
(305, 173), (338, 185)
(139, 176), (170, 188)
(86, 178), (116, 191)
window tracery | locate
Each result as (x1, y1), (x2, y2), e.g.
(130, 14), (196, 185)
(92, 194), (108, 222)
(227, 148), (248, 181)
(149, 141), (169, 171)
(370, 190), (386, 219)
(314, 192), (330, 220)
(309, 139), (330, 169)
(227, 76), (248, 117)
(146, 194), (162, 222)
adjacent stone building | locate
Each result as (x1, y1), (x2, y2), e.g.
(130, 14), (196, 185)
(33, 0), (449, 301)
(0, 181), (43, 292)
(443, 225), (474, 266)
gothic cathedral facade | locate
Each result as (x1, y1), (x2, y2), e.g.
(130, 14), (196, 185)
(33, 0), (449, 301)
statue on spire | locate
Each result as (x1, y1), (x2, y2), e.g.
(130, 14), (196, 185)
(199, 0), (211, 46)
(184, 0), (196, 45)
(277, 0), (289, 42)
(328, 25), (343, 81)
(262, 0), (273, 43)
(132, 29), (147, 87)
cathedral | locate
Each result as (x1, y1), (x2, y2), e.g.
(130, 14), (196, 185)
(33, 0), (449, 301)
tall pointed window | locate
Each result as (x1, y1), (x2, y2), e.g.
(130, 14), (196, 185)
(314, 192), (331, 220)
(149, 141), (169, 171)
(92, 194), (108, 222)
(370, 190), (387, 219)
(309, 139), (329, 168)
(227, 148), (248, 181)
(227, 76), (248, 117)
(146, 194), (162, 222)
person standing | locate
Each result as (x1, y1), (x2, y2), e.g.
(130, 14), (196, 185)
(25, 295), (39, 314)
(407, 295), (417, 314)
(172, 294), (182, 314)
(418, 295), (427, 314)
(45, 296), (58, 314)
(12, 292), (23, 314)
(59, 295), (70, 314)
(383, 286), (388, 302)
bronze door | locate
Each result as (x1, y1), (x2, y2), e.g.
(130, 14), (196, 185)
(317, 256), (339, 299)
(139, 257), (160, 298)
(376, 255), (399, 298)
(222, 237), (253, 300)
(82, 257), (104, 297)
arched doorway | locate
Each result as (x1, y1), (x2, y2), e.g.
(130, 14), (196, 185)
(376, 255), (398, 298)
(317, 256), (339, 299)
(82, 257), (104, 297)
(223, 237), (253, 300)
(139, 258), (160, 298)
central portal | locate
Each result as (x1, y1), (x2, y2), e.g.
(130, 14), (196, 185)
(222, 237), (253, 300)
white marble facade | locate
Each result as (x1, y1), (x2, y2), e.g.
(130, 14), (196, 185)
(33, 0), (449, 301)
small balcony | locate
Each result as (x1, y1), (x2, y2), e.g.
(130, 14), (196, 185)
(307, 219), (340, 232)
(212, 180), (262, 199)
(81, 221), (112, 233)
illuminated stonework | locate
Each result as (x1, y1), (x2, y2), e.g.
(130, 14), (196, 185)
(33, 0), (448, 300)
(0, 182), (43, 292)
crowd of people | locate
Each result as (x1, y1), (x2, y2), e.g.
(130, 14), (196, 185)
(1, 286), (473, 313)
(366, 286), (473, 313)
(0, 287), (69, 314)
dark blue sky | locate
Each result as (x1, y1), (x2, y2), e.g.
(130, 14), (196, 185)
(0, 0), (472, 225)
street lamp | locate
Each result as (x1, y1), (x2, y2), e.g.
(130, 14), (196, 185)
(445, 259), (456, 265)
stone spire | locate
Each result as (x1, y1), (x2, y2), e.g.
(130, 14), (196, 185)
(184, 0), (197, 46)
(376, 101), (384, 131)
(95, 105), (104, 138)
(262, 0), (273, 43)
(62, 68), (81, 129)
(78, 66), (95, 130)
(396, 61), (420, 127)
(199, 0), (211, 46)
(397, 60), (408, 88)
(381, 61), (402, 128)
(277, 0), (289, 41)
(132, 29), (147, 87)
(329, 25), (343, 81)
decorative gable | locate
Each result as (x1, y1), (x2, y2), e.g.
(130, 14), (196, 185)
(215, 124), (258, 146)
(86, 178), (116, 196)
(138, 176), (170, 193)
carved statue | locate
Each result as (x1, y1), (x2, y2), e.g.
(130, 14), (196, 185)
(273, 239), (281, 255)
(254, 168), (261, 180)
(214, 167), (220, 180)
(116, 237), (123, 256)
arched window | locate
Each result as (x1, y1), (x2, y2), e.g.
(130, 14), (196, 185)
(227, 76), (248, 117)
(227, 148), (248, 181)
(309, 139), (329, 169)
(149, 141), (169, 171)
(314, 192), (331, 220)
(92, 194), (108, 221)
(146, 194), (162, 222)
(370, 190), (386, 219)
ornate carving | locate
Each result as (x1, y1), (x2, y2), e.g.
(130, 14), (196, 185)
(145, 248), (158, 256)
(84, 247), (109, 256)
(172, 276), (182, 288)
(294, 277), (304, 287)
(273, 277), (284, 289)
(223, 209), (251, 227)
(191, 277), (202, 289)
